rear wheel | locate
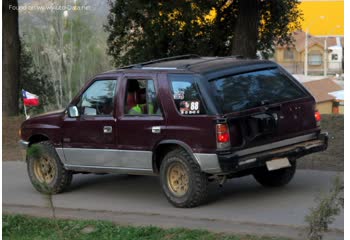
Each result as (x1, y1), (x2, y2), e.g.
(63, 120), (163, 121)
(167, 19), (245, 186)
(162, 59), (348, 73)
(160, 148), (208, 208)
(253, 161), (296, 187)
(27, 141), (73, 194)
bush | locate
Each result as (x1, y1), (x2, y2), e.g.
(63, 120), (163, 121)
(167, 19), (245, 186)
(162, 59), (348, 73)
(305, 175), (344, 240)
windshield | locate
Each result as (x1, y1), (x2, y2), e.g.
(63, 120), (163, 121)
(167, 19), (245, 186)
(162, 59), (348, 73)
(210, 68), (307, 113)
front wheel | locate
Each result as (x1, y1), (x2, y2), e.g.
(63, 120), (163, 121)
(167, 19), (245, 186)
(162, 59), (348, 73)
(27, 141), (73, 194)
(160, 148), (208, 208)
(253, 161), (296, 187)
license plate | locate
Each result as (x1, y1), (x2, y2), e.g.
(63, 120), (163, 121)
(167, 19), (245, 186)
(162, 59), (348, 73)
(266, 158), (291, 171)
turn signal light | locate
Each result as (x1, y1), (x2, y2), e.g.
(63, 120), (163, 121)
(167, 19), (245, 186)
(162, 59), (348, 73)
(216, 123), (230, 144)
(315, 110), (321, 126)
(315, 111), (321, 122)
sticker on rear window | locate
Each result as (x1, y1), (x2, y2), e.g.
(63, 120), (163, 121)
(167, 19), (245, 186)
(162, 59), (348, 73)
(179, 101), (200, 115)
(173, 91), (185, 100)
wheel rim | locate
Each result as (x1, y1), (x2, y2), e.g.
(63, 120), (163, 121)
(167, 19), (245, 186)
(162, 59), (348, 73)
(167, 162), (189, 197)
(33, 155), (56, 184)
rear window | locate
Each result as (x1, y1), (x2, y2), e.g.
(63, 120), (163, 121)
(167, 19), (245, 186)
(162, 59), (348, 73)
(169, 74), (206, 115)
(210, 69), (306, 113)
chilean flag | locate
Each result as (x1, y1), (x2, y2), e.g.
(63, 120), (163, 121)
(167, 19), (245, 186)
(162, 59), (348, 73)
(22, 90), (39, 106)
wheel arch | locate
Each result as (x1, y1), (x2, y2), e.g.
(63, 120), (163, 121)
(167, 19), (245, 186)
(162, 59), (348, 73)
(28, 134), (50, 146)
(152, 140), (196, 174)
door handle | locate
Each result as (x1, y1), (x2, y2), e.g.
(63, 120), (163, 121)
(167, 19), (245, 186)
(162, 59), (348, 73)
(152, 126), (161, 134)
(103, 126), (113, 134)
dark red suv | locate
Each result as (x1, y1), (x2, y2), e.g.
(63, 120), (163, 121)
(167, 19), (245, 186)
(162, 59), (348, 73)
(19, 55), (328, 207)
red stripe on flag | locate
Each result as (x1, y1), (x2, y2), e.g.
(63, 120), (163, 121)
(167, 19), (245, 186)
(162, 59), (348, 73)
(24, 98), (39, 106)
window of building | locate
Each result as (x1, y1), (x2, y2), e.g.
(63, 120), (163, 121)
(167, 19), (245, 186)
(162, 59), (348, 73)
(308, 52), (323, 65)
(332, 54), (338, 61)
(283, 49), (294, 60)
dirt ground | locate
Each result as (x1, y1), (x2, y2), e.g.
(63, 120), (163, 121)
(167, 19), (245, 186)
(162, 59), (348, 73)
(298, 114), (344, 171)
(2, 115), (343, 171)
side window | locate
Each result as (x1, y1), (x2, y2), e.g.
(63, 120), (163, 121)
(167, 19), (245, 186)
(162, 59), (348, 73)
(169, 74), (205, 115)
(78, 80), (117, 116)
(124, 79), (161, 115)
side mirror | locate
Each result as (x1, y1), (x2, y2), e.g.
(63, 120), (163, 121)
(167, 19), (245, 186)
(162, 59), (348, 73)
(68, 106), (79, 118)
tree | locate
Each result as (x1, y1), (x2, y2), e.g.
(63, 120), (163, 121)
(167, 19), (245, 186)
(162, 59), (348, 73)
(257, 0), (303, 59)
(231, 0), (259, 58)
(3, 0), (20, 116)
(105, 0), (302, 66)
(19, 0), (112, 108)
(105, 0), (216, 66)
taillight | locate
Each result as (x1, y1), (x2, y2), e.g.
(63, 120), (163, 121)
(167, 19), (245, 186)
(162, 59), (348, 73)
(216, 123), (230, 149)
(315, 110), (321, 126)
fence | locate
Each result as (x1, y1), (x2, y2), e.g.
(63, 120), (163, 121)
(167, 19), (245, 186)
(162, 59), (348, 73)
(277, 61), (343, 75)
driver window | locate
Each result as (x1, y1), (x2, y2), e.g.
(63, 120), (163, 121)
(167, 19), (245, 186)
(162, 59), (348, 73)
(78, 80), (117, 116)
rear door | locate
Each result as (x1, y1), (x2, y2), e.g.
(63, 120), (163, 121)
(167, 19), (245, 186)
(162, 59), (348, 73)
(116, 74), (166, 171)
(209, 68), (317, 148)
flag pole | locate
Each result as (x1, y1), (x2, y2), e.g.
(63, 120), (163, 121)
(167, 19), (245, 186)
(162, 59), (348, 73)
(22, 89), (29, 119)
(23, 104), (29, 120)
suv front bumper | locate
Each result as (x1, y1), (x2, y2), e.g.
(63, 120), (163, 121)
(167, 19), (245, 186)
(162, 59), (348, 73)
(19, 140), (29, 149)
(194, 132), (328, 174)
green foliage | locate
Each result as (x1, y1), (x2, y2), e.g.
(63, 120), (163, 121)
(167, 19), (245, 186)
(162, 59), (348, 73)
(19, 1), (113, 108)
(105, 1), (214, 66)
(258, 0), (303, 59)
(105, 0), (302, 66)
(3, 214), (290, 240)
(305, 175), (344, 240)
(20, 41), (55, 114)
(27, 143), (44, 159)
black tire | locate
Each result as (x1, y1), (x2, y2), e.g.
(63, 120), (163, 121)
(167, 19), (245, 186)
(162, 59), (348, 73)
(253, 161), (296, 187)
(27, 141), (73, 194)
(160, 148), (208, 208)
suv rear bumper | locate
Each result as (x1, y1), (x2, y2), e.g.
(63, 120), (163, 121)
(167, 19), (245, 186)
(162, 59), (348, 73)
(195, 132), (328, 174)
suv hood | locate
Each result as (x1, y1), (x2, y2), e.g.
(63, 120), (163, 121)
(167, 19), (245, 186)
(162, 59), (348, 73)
(22, 109), (65, 127)
(30, 109), (65, 119)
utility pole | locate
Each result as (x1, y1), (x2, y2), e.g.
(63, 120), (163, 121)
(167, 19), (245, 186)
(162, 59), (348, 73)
(304, 29), (309, 76)
(323, 37), (328, 77)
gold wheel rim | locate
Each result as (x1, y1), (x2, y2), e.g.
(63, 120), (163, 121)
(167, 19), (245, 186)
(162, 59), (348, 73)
(167, 162), (189, 197)
(33, 156), (56, 184)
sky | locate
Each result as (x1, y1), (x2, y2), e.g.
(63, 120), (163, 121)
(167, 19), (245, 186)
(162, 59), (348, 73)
(299, 0), (344, 36)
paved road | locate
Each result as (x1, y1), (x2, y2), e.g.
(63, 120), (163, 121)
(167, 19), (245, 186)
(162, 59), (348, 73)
(3, 161), (343, 240)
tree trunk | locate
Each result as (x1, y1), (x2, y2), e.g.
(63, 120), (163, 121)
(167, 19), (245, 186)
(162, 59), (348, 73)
(2, 0), (20, 116)
(231, 0), (260, 58)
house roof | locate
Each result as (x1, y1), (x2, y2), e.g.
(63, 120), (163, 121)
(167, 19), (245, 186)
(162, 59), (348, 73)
(277, 31), (343, 52)
(329, 90), (344, 101)
(302, 78), (343, 103)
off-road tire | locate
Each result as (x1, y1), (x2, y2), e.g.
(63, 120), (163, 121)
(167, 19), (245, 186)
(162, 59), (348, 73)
(27, 141), (73, 194)
(160, 148), (208, 208)
(253, 161), (296, 187)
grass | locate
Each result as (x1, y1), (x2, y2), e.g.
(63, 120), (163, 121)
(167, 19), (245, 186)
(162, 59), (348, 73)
(2, 214), (290, 240)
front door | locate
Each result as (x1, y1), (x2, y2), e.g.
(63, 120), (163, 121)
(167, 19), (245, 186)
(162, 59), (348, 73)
(116, 74), (166, 171)
(62, 79), (118, 167)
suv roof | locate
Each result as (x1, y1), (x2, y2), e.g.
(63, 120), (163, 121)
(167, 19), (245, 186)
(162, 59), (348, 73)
(101, 55), (278, 77)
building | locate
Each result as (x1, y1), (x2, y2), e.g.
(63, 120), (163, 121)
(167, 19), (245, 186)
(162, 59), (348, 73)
(302, 78), (343, 114)
(274, 31), (343, 75)
(274, 0), (344, 75)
